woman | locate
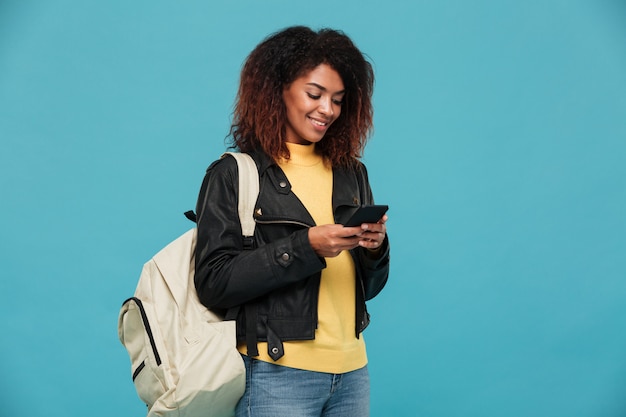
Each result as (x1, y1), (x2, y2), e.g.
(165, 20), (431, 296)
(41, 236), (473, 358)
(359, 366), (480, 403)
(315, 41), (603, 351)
(194, 26), (390, 417)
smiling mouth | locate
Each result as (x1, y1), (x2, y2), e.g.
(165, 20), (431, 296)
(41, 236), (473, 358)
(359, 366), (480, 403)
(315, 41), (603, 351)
(309, 117), (329, 127)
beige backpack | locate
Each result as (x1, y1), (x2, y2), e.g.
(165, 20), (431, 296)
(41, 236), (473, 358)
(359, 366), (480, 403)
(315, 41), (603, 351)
(118, 152), (258, 417)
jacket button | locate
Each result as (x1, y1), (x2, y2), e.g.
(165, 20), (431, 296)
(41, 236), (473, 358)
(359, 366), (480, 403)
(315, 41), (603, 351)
(279, 181), (287, 188)
(271, 347), (279, 355)
(281, 253), (290, 261)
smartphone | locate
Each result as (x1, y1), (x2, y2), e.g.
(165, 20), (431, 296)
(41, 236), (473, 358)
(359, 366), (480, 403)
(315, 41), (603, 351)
(343, 205), (389, 227)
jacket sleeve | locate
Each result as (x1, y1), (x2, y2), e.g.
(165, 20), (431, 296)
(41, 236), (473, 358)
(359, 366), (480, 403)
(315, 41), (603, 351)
(354, 162), (390, 301)
(194, 156), (325, 309)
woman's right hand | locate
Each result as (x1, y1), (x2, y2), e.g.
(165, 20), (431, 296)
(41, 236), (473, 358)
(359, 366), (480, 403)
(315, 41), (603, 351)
(308, 224), (363, 258)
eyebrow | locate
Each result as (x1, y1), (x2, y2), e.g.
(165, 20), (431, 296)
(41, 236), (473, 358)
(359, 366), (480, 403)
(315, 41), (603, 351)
(306, 82), (345, 95)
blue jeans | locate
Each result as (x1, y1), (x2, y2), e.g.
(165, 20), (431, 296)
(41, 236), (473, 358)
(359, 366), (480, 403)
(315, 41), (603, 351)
(235, 355), (370, 417)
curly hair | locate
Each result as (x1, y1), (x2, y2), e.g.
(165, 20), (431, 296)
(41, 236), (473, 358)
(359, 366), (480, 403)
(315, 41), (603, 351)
(229, 26), (374, 167)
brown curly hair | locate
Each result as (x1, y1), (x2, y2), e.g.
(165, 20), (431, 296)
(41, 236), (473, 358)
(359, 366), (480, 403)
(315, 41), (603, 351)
(229, 26), (374, 167)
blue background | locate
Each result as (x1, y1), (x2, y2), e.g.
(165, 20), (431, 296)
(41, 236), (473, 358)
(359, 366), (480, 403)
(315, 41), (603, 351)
(1, 1), (625, 416)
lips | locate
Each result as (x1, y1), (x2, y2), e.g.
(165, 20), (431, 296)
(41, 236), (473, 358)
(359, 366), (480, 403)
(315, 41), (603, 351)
(309, 116), (330, 128)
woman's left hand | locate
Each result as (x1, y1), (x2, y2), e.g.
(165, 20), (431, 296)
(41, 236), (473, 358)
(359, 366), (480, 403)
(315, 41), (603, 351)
(357, 214), (388, 251)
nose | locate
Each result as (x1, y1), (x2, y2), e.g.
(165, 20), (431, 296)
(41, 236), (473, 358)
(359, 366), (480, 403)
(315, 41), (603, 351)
(318, 97), (334, 117)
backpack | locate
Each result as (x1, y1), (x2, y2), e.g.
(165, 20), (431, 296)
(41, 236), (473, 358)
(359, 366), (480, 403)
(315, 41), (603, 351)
(118, 152), (259, 417)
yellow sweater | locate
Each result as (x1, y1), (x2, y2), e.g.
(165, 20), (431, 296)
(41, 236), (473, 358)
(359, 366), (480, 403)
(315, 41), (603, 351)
(244, 143), (367, 373)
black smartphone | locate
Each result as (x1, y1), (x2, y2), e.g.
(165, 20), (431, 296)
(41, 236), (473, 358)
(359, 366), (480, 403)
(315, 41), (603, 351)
(343, 205), (389, 227)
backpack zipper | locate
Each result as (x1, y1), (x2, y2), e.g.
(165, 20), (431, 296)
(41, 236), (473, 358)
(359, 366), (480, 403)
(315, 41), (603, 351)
(132, 360), (146, 381)
(122, 297), (162, 367)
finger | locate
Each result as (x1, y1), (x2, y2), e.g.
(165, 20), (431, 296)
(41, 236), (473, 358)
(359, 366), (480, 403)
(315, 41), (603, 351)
(338, 234), (363, 244)
(358, 238), (381, 249)
(339, 226), (364, 237)
(362, 236), (383, 247)
(360, 223), (386, 234)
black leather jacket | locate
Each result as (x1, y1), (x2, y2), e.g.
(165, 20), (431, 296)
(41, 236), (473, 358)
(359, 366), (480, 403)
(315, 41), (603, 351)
(194, 149), (390, 361)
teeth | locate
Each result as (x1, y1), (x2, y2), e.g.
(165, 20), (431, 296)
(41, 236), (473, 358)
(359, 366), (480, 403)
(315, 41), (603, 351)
(311, 119), (327, 126)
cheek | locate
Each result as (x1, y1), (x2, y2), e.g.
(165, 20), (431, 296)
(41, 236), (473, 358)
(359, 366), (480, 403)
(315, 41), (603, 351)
(285, 97), (306, 119)
(333, 107), (342, 122)
(282, 97), (294, 117)
(286, 106), (301, 126)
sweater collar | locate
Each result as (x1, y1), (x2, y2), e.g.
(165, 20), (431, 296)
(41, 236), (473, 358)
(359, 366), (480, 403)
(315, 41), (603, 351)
(281, 143), (323, 167)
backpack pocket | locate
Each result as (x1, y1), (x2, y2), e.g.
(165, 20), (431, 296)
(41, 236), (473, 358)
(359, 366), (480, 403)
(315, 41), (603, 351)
(118, 297), (168, 408)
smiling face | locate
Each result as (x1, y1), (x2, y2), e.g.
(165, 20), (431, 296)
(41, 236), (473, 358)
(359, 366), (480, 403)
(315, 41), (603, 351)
(282, 64), (345, 145)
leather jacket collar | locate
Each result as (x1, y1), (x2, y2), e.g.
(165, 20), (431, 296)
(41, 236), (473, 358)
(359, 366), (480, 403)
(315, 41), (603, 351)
(248, 148), (364, 225)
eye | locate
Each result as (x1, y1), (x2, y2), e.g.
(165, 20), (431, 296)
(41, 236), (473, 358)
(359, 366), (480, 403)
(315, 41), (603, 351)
(307, 92), (321, 100)
(332, 98), (344, 105)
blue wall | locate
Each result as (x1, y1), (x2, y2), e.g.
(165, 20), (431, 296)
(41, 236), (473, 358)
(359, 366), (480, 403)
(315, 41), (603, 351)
(1, 1), (625, 416)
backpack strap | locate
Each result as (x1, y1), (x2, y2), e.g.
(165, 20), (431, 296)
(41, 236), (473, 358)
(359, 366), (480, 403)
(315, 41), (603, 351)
(221, 152), (259, 245)
(222, 152), (261, 353)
